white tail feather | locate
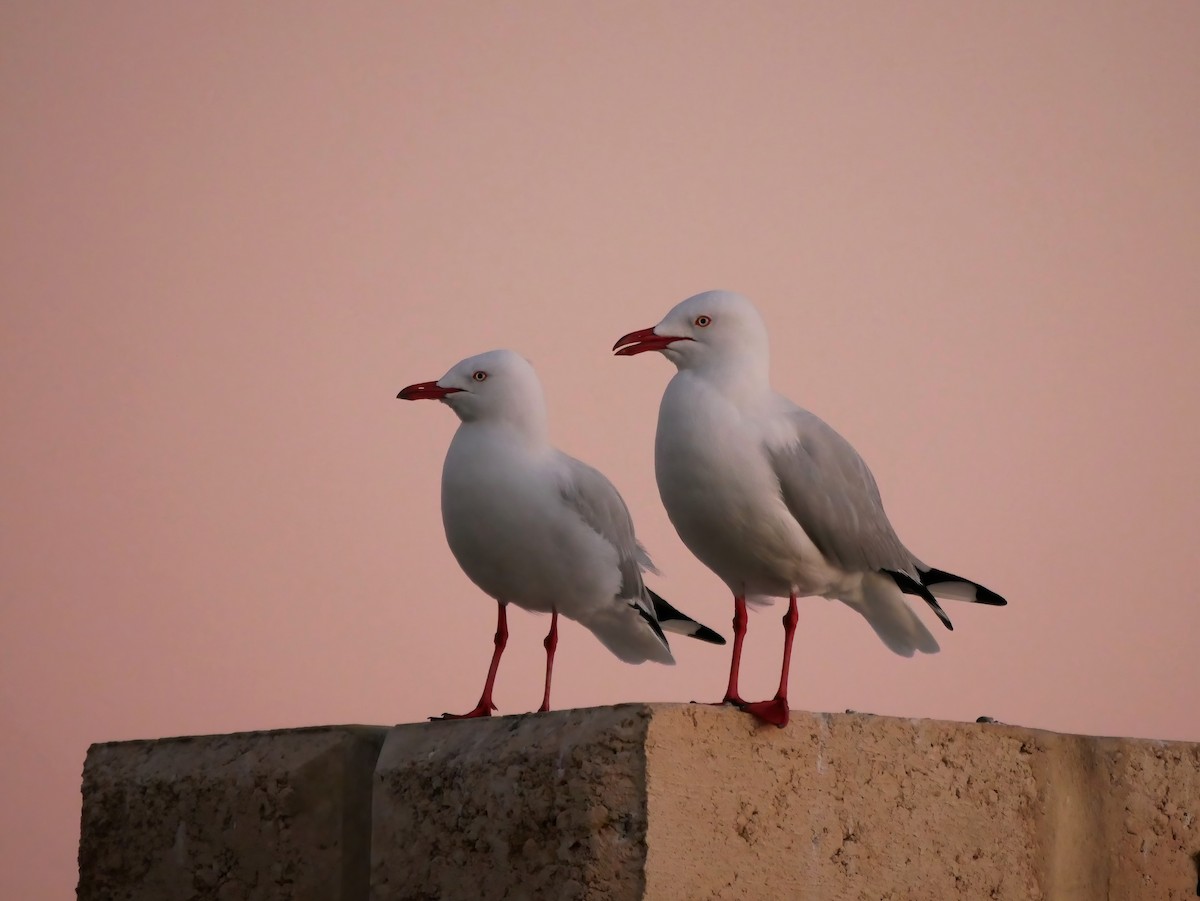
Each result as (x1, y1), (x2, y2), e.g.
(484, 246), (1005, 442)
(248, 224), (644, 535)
(581, 605), (675, 665)
(844, 573), (941, 657)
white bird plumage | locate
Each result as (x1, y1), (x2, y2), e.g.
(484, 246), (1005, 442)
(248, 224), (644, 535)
(398, 348), (723, 719)
(615, 291), (1006, 727)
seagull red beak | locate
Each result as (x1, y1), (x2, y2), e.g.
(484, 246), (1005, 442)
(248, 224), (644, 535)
(397, 381), (463, 401)
(612, 327), (691, 356)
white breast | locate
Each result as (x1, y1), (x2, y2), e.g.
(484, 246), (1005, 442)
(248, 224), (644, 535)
(654, 373), (851, 602)
(441, 426), (619, 615)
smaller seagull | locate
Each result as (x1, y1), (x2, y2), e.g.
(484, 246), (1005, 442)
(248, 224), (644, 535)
(398, 349), (724, 719)
(615, 291), (1007, 728)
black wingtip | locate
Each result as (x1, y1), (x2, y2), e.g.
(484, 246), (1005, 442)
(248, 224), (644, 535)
(975, 586), (1007, 606)
(646, 588), (675, 618)
(692, 625), (727, 646)
(629, 601), (668, 644)
(646, 588), (694, 626)
(920, 567), (1008, 606)
(887, 569), (954, 631)
(647, 589), (726, 644)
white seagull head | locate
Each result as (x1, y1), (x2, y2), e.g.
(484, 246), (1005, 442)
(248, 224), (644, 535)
(613, 290), (770, 372)
(398, 348), (547, 432)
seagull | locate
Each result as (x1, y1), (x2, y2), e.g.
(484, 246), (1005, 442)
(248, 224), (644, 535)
(614, 291), (1006, 727)
(398, 348), (725, 719)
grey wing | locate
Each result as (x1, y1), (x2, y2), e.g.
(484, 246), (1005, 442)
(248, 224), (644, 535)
(557, 454), (659, 615)
(767, 408), (920, 577)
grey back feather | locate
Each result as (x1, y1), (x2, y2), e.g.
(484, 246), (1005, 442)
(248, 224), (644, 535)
(767, 409), (919, 577)
(557, 454), (658, 615)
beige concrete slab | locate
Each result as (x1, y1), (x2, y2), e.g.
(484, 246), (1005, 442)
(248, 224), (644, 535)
(643, 705), (1200, 900)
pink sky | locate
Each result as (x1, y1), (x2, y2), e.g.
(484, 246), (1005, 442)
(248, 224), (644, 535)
(3, 3), (1198, 896)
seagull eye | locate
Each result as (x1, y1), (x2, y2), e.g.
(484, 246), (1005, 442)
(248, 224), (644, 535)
(471, 371), (488, 382)
(694, 315), (712, 327)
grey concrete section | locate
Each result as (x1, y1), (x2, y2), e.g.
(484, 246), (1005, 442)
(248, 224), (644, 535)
(370, 704), (653, 901)
(77, 725), (388, 901)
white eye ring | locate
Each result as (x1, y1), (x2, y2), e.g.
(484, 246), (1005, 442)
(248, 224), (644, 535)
(472, 371), (488, 382)
(695, 315), (712, 327)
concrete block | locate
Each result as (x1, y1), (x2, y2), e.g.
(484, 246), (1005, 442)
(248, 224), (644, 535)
(642, 705), (1200, 900)
(77, 725), (387, 901)
(370, 704), (652, 901)
(78, 707), (1200, 900)
(369, 705), (1200, 900)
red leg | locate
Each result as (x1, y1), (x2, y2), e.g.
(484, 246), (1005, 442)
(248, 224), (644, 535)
(433, 601), (507, 720)
(537, 609), (559, 713)
(710, 595), (749, 707)
(740, 592), (798, 728)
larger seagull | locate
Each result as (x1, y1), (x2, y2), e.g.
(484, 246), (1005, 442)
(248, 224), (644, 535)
(398, 349), (723, 719)
(614, 291), (1006, 727)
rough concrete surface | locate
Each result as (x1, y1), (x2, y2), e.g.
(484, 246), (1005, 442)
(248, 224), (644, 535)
(78, 706), (1200, 900)
(77, 725), (387, 901)
(370, 704), (653, 901)
(643, 705), (1200, 900)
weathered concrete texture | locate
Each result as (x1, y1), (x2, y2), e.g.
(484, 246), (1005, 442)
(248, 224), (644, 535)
(78, 706), (1200, 901)
(643, 705), (1200, 900)
(370, 704), (653, 901)
(77, 725), (387, 901)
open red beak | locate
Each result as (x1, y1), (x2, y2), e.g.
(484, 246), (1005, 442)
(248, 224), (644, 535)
(397, 381), (463, 401)
(612, 327), (691, 356)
